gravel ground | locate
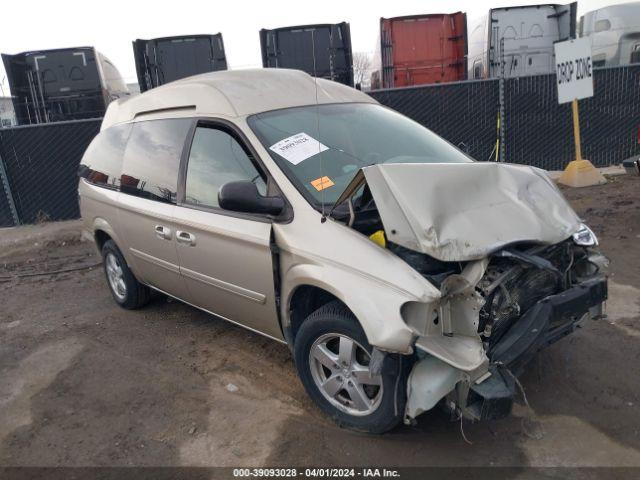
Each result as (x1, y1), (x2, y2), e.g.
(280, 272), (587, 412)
(0, 174), (639, 473)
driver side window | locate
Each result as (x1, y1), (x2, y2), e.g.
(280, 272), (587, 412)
(185, 126), (266, 209)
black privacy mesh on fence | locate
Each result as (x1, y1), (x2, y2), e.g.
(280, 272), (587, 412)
(504, 64), (640, 169)
(582, 65), (640, 166)
(370, 79), (501, 162)
(372, 64), (640, 170)
(0, 119), (101, 225)
(0, 65), (638, 227)
(0, 162), (16, 227)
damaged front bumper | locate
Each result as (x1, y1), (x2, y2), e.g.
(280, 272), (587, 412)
(405, 275), (608, 423)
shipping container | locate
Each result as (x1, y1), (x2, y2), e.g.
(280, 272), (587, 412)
(133, 34), (227, 93)
(260, 23), (354, 87)
(371, 12), (468, 89)
(2, 47), (129, 125)
(580, 2), (640, 67)
(468, 3), (577, 79)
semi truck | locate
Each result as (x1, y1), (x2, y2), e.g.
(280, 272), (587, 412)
(2, 47), (129, 125)
(259, 22), (354, 87)
(580, 2), (640, 67)
(371, 12), (468, 89)
(133, 34), (228, 93)
(467, 3), (577, 79)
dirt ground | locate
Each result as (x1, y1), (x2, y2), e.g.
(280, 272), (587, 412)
(0, 174), (639, 473)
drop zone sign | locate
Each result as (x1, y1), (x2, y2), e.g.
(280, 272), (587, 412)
(554, 38), (594, 104)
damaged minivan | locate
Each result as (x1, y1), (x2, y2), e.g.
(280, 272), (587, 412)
(78, 69), (607, 433)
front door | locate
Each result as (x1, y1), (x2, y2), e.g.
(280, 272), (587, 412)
(172, 123), (282, 340)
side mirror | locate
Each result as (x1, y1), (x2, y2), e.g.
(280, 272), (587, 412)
(218, 180), (285, 216)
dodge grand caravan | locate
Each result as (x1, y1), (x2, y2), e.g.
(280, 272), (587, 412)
(78, 69), (607, 433)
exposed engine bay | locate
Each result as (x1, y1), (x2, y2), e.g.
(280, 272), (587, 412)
(479, 241), (602, 350)
(371, 226), (606, 355)
(374, 226), (605, 423)
(331, 164), (608, 422)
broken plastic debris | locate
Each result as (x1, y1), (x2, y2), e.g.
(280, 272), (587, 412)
(226, 383), (239, 393)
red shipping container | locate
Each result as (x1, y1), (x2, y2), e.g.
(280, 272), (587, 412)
(373, 12), (467, 89)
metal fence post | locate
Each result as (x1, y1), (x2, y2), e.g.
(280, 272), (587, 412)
(498, 37), (506, 163)
(0, 150), (20, 226)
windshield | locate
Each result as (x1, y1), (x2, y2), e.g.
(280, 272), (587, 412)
(248, 103), (472, 206)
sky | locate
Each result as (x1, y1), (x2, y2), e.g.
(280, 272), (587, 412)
(0, 0), (631, 94)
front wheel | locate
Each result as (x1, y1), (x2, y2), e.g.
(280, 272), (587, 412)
(294, 301), (407, 433)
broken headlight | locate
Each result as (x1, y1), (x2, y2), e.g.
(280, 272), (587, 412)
(572, 223), (598, 246)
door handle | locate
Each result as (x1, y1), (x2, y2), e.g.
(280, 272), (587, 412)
(176, 230), (196, 246)
(154, 225), (172, 240)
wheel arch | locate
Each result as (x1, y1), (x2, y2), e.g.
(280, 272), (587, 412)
(95, 229), (112, 251)
(281, 263), (417, 354)
(287, 284), (344, 347)
(91, 217), (127, 256)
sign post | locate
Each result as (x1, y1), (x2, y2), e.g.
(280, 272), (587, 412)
(554, 38), (606, 187)
(571, 99), (582, 161)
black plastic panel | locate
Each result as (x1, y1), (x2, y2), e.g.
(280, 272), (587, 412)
(2, 48), (109, 125)
(260, 23), (353, 87)
(133, 35), (228, 93)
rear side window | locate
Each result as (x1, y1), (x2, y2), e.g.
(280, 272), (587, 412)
(121, 118), (191, 203)
(184, 126), (266, 209)
(79, 124), (132, 189)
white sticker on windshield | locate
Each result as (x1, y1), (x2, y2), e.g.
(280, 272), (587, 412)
(269, 133), (328, 165)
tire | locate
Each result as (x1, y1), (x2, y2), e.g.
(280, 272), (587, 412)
(101, 239), (150, 309)
(294, 301), (408, 434)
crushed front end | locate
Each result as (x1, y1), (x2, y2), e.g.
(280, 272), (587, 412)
(403, 236), (608, 423)
(330, 162), (609, 424)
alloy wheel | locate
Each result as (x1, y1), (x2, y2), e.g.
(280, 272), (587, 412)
(309, 333), (383, 416)
(105, 252), (127, 301)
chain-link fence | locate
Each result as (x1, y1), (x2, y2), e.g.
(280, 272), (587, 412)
(0, 159), (17, 227)
(0, 64), (638, 227)
(371, 64), (640, 169)
(370, 79), (500, 162)
(503, 64), (640, 169)
(0, 119), (101, 226)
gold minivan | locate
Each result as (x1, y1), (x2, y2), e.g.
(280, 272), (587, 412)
(79, 69), (607, 433)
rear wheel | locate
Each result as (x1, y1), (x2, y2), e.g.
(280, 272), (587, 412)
(294, 301), (407, 433)
(101, 240), (150, 309)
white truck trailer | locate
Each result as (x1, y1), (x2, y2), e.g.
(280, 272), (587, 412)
(468, 3), (577, 79)
(580, 2), (640, 67)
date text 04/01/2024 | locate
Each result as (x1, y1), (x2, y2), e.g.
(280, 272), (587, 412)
(232, 468), (401, 478)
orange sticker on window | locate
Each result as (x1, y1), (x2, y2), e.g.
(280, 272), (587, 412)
(310, 176), (335, 191)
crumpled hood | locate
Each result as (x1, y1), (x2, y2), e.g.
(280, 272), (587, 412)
(358, 163), (582, 261)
